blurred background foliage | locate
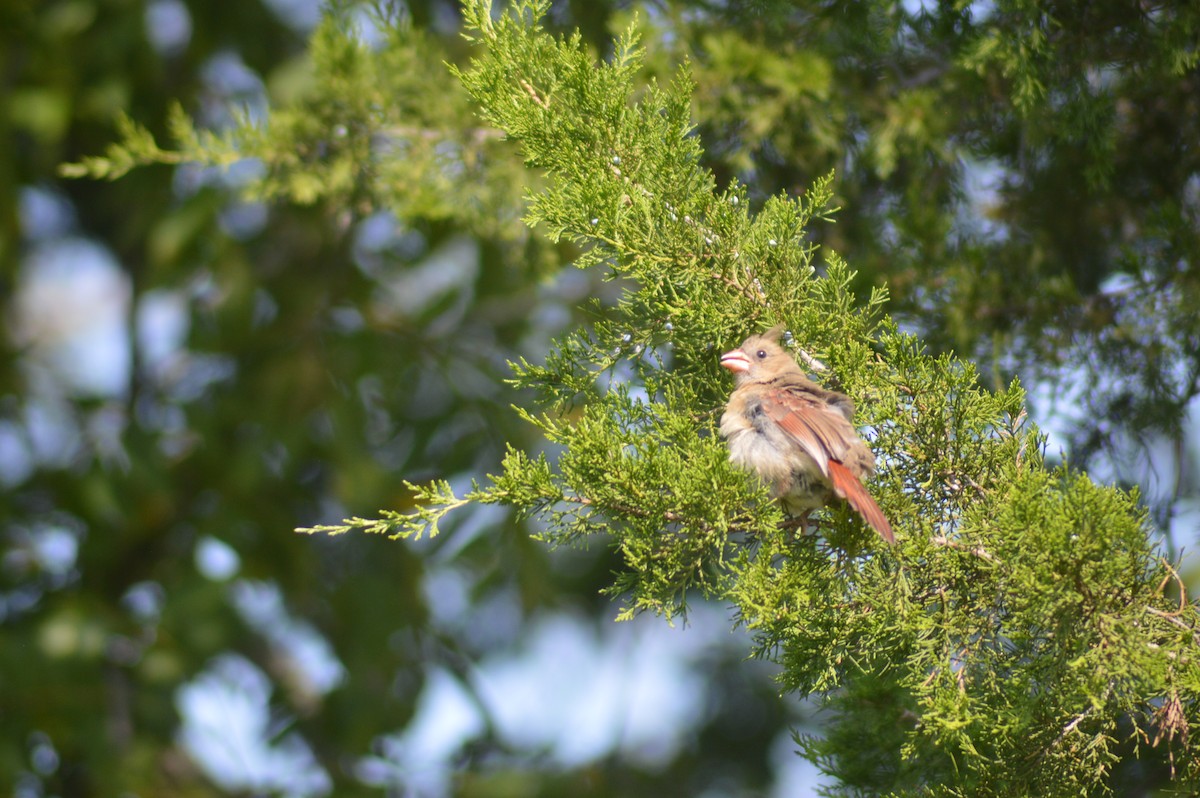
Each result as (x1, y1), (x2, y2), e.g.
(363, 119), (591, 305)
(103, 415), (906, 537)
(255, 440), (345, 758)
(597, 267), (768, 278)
(2, 0), (1197, 795)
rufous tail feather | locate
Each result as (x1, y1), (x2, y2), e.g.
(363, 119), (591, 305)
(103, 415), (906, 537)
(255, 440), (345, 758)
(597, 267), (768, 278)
(828, 460), (895, 544)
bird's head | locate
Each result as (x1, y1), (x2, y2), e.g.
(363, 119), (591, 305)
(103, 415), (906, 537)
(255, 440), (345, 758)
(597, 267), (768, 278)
(719, 325), (802, 385)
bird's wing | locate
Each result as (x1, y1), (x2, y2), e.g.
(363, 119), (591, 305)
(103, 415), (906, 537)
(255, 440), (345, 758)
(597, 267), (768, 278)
(828, 460), (895, 544)
(760, 382), (896, 543)
(757, 382), (857, 475)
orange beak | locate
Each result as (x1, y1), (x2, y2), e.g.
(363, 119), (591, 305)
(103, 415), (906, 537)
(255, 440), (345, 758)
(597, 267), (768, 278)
(719, 349), (750, 373)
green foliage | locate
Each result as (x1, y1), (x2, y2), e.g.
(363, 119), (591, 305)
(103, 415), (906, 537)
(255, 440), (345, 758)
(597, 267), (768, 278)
(38, 0), (1200, 794)
(298, 479), (469, 539)
(625, 3), (1200, 530)
(308, 1), (1200, 793)
(58, 8), (537, 242)
(10, 2), (590, 794)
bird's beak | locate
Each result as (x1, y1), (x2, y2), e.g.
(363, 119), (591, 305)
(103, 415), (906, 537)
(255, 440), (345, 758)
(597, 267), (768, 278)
(719, 349), (750, 373)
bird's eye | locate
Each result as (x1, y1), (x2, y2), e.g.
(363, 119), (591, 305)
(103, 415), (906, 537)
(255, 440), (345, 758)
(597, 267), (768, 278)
(756, 350), (767, 359)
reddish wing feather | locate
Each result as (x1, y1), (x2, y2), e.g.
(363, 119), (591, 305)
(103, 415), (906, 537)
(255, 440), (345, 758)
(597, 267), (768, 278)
(760, 384), (896, 545)
(761, 385), (856, 469)
(828, 460), (896, 544)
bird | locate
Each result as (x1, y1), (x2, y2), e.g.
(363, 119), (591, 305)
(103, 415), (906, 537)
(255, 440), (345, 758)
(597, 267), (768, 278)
(718, 326), (895, 544)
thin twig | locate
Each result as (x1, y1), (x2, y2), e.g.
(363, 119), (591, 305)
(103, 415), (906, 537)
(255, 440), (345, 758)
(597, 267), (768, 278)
(519, 78), (550, 109)
(710, 271), (770, 308)
(791, 345), (828, 374)
(1155, 558), (1189, 616)
(1056, 706), (1094, 742)
(570, 493), (687, 524)
(1145, 606), (1200, 646)
(931, 535), (999, 563)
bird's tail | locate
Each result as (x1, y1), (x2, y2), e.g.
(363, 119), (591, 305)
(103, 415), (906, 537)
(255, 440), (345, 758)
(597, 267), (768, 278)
(828, 460), (895, 544)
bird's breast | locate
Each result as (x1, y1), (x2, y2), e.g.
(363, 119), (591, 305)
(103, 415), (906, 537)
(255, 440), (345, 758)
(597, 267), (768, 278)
(720, 400), (805, 486)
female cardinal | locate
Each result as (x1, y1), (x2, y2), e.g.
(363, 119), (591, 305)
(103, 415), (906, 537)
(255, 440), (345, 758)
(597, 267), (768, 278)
(718, 327), (895, 544)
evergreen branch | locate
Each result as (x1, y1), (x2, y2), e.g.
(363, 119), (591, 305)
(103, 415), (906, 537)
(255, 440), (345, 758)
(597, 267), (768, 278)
(1145, 607), (1200, 647)
(297, 480), (472, 540)
(298, 3), (1200, 790)
(58, 112), (188, 179)
(519, 78), (550, 109)
(1051, 701), (1100, 749)
(562, 492), (763, 537)
(1156, 558), (1190, 616)
(566, 494), (692, 527)
(931, 535), (1000, 563)
(709, 269), (770, 307)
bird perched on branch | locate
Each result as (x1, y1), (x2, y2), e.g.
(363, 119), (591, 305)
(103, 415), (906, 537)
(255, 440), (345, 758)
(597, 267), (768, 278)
(719, 326), (895, 544)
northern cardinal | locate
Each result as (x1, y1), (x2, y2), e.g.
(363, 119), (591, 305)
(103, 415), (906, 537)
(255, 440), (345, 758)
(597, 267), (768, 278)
(719, 326), (895, 544)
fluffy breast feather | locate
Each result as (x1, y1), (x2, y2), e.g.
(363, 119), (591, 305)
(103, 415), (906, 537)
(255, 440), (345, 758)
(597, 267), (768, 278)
(720, 393), (823, 489)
